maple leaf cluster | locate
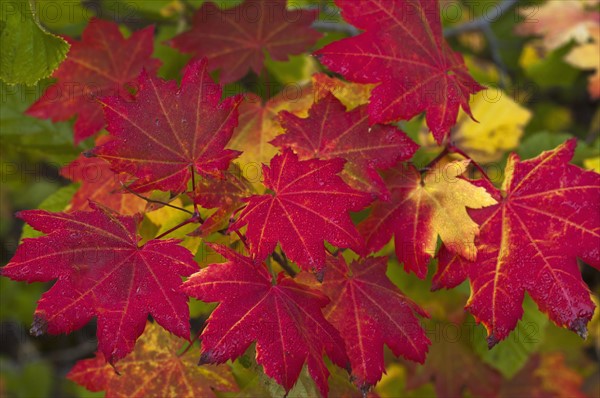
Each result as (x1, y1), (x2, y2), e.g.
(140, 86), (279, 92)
(2, 0), (599, 397)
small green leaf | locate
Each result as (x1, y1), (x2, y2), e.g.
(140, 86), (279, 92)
(20, 184), (78, 240)
(473, 295), (548, 378)
(0, 0), (70, 85)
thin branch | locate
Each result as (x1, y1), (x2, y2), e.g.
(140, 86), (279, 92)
(443, 0), (518, 37)
(481, 24), (509, 89)
(312, 20), (360, 36)
(46, 340), (97, 363)
(443, 0), (517, 88)
(121, 183), (194, 215)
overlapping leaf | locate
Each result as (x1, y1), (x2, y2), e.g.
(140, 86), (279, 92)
(26, 18), (159, 143)
(68, 322), (237, 398)
(188, 166), (253, 237)
(230, 149), (372, 271)
(435, 140), (600, 346)
(300, 255), (430, 390)
(406, 321), (502, 398)
(169, 0), (322, 83)
(359, 160), (497, 278)
(229, 74), (374, 170)
(1, 203), (198, 362)
(0, 0), (70, 86)
(182, 244), (349, 397)
(271, 92), (418, 198)
(91, 59), (242, 193)
(61, 138), (147, 215)
(315, 0), (484, 143)
(228, 87), (314, 170)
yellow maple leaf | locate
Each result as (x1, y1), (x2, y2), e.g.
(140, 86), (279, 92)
(565, 29), (600, 99)
(419, 160), (498, 260)
(452, 90), (532, 163)
(360, 160), (498, 278)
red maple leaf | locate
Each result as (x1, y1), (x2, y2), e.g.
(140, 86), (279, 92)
(271, 92), (418, 199)
(359, 161), (497, 279)
(169, 0), (322, 84)
(26, 18), (160, 144)
(315, 0), (484, 143)
(61, 137), (147, 215)
(230, 149), (372, 271)
(91, 59), (242, 193)
(300, 254), (430, 390)
(434, 140), (600, 346)
(182, 244), (349, 397)
(1, 203), (198, 363)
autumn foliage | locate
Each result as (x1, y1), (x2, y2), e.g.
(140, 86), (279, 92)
(1, 0), (599, 397)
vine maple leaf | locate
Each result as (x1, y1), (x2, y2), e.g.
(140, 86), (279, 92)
(188, 166), (253, 237)
(435, 140), (600, 346)
(315, 0), (484, 143)
(61, 138), (147, 215)
(26, 18), (159, 144)
(91, 59), (242, 193)
(230, 149), (372, 271)
(68, 322), (237, 398)
(1, 203), (198, 363)
(271, 92), (418, 199)
(299, 254), (430, 390)
(182, 244), (349, 397)
(359, 160), (497, 278)
(228, 88), (314, 170)
(229, 74), (373, 170)
(169, 0), (322, 84)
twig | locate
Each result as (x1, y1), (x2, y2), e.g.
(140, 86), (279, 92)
(312, 20), (359, 36)
(481, 24), (509, 89)
(46, 340), (97, 363)
(444, 0), (517, 88)
(443, 0), (518, 37)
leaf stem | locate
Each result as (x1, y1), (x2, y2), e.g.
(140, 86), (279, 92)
(120, 182), (194, 215)
(234, 230), (250, 251)
(265, 258), (277, 285)
(154, 213), (202, 240)
(422, 147), (450, 171)
(178, 328), (202, 357)
(448, 145), (493, 183)
(272, 250), (296, 278)
(190, 166), (201, 216)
